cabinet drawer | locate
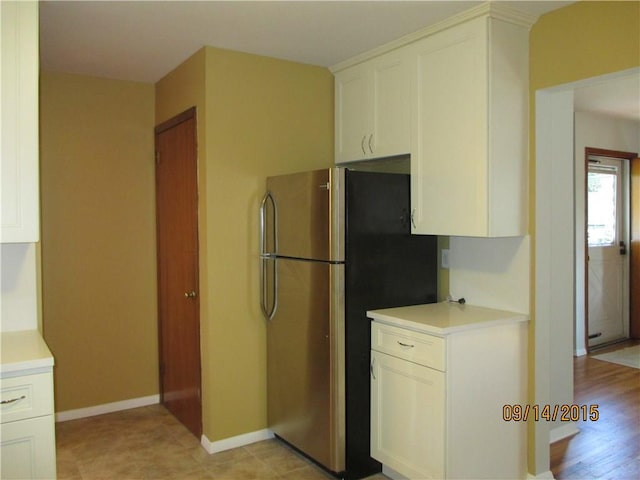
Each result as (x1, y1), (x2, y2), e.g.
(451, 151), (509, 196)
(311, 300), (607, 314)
(1, 372), (53, 423)
(371, 322), (445, 371)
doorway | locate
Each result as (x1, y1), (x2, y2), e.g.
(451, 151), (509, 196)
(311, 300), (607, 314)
(534, 67), (640, 476)
(585, 148), (634, 349)
(154, 107), (202, 438)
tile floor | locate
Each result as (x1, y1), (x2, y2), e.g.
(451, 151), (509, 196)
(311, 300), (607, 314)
(55, 404), (389, 480)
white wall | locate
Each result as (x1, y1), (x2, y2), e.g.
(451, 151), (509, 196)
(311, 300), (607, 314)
(0, 243), (39, 331)
(574, 111), (640, 355)
(449, 236), (530, 314)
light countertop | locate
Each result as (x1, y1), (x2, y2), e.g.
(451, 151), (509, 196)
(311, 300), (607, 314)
(367, 302), (528, 335)
(1, 329), (54, 376)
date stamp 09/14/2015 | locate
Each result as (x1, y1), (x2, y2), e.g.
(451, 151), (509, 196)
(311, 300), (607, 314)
(503, 404), (600, 422)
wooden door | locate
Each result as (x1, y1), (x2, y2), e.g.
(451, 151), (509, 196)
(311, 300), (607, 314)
(155, 107), (202, 437)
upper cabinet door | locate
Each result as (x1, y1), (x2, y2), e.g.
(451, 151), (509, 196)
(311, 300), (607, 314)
(334, 51), (410, 164)
(335, 63), (371, 163)
(370, 53), (411, 161)
(409, 15), (529, 237)
(1, 1), (40, 243)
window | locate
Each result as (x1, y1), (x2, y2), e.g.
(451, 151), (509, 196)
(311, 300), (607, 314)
(587, 164), (618, 247)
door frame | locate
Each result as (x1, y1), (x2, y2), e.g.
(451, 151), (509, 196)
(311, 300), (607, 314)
(583, 147), (637, 352)
(533, 67), (640, 477)
(154, 106), (202, 437)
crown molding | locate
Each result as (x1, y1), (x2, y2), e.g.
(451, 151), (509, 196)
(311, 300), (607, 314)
(330, 1), (538, 73)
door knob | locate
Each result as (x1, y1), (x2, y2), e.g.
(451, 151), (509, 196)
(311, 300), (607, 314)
(184, 290), (197, 298)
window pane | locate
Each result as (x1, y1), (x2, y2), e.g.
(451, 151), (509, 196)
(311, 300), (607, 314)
(588, 170), (617, 246)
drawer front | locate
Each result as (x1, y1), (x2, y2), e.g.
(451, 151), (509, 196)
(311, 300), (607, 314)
(371, 322), (445, 371)
(1, 372), (54, 423)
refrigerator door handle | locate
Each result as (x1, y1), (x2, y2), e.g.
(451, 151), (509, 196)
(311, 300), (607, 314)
(259, 191), (277, 256)
(260, 191), (278, 320)
(260, 257), (278, 320)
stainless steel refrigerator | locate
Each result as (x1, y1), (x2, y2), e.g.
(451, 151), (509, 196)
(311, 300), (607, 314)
(260, 167), (437, 479)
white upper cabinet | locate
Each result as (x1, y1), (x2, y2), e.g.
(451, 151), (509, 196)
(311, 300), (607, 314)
(331, 3), (534, 237)
(334, 50), (410, 163)
(1, 1), (40, 243)
(409, 11), (531, 237)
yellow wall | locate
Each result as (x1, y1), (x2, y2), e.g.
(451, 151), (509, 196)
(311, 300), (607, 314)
(155, 46), (334, 441)
(530, 0), (639, 92)
(40, 72), (158, 411)
(527, 0), (639, 472)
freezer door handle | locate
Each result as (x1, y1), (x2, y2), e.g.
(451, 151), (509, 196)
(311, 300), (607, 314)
(260, 191), (277, 256)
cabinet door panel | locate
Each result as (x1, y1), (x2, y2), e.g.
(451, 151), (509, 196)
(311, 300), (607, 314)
(0, 415), (57, 479)
(371, 350), (445, 479)
(1, 0), (39, 243)
(410, 18), (487, 236)
(371, 53), (410, 159)
(335, 65), (370, 163)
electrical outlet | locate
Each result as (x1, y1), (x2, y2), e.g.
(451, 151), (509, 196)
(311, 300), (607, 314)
(441, 249), (450, 269)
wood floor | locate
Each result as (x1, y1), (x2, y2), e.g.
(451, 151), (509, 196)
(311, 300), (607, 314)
(550, 340), (640, 479)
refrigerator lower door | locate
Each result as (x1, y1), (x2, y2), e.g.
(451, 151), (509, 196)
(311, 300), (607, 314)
(267, 257), (345, 473)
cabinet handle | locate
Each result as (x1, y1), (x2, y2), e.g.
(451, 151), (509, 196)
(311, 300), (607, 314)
(410, 209), (417, 229)
(368, 134), (374, 154)
(361, 136), (367, 155)
(1, 395), (26, 405)
(370, 358), (376, 380)
(397, 341), (415, 348)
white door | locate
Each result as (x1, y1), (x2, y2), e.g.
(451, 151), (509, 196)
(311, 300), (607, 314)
(587, 156), (629, 347)
(370, 350), (445, 480)
(334, 64), (371, 163)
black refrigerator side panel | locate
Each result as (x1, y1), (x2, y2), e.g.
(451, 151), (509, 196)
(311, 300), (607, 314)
(344, 170), (438, 480)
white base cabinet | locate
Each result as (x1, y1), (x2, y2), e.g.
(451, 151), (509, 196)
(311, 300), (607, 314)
(1, 331), (56, 479)
(369, 304), (528, 479)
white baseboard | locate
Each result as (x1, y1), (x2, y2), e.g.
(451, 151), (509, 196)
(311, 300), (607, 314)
(201, 429), (274, 454)
(549, 422), (579, 444)
(56, 394), (160, 422)
(528, 471), (555, 479)
(382, 465), (410, 480)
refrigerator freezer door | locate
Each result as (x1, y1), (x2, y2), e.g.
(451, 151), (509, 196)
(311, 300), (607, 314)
(265, 168), (344, 262)
(267, 257), (345, 473)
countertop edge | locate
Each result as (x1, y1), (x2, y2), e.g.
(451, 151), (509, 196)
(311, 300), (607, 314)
(0, 329), (55, 376)
(367, 303), (529, 336)
(369, 311), (528, 336)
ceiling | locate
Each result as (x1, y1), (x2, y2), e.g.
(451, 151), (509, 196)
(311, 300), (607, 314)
(40, 0), (574, 82)
(40, 1), (638, 122)
(574, 73), (640, 122)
